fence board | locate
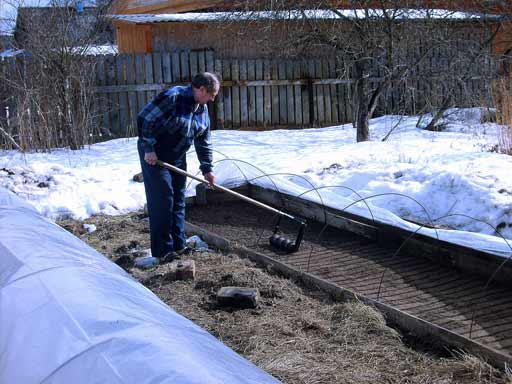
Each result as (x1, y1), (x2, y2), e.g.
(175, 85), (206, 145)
(126, 55), (138, 138)
(248, 60), (256, 127)
(144, 53), (154, 105)
(116, 55), (130, 137)
(322, 59), (332, 125)
(206, 51), (214, 72)
(263, 60), (272, 126)
(271, 61), (279, 125)
(286, 61), (294, 125)
(135, 54), (145, 116)
(278, 61), (287, 124)
(329, 59), (339, 124)
(107, 56), (121, 136)
(198, 51), (206, 73)
(256, 60), (264, 126)
(231, 60), (241, 128)
(190, 51), (198, 79)
(180, 52), (190, 82)
(223, 60), (233, 129)
(239, 60), (248, 128)
(301, 61), (310, 125)
(214, 58), (224, 128)
(172, 52), (181, 82)
(293, 61), (302, 126)
(316, 59), (325, 124)
(162, 52), (172, 83)
(308, 61), (317, 124)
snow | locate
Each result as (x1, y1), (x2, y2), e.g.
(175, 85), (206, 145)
(111, 9), (495, 25)
(1, 109), (512, 258)
(67, 44), (118, 56)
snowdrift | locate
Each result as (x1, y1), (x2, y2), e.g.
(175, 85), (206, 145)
(0, 188), (279, 384)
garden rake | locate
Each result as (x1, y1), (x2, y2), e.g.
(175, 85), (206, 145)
(156, 160), (307, 253)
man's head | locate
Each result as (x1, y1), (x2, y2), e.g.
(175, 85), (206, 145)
(192, 72), (221, 105)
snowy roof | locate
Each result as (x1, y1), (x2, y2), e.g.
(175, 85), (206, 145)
(110, 9), (499, 24)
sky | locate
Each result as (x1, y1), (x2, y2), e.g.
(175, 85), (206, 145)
(1, 108), (512, 258)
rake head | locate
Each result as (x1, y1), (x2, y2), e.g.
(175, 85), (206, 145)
(269, 218), (307, 253)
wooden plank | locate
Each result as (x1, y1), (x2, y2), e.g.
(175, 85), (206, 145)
(180, 51), (190, 82)
(301, 61), (310, 126)
(232, 60), (241, 128)
(286, 61), (295, 125)
(255, 59), (264, 127)
(248, 60), (256, 127)
(144, 53), (155, 105)
(293, 61), (302, 126)
(271, 61), (279, 125)
(162, 52), (172, 83)
(336, 59), (346, 124)
(189, 51), (198, 78)
(214, 58), (225, 129)
(317, 59), (327, 125)
(135, 53), (146, 115)
(239, 60), (248, 128)
(94, 84), (167, 93)
(172, 52), (181, 82)
(198, 50), (206, 73)
(278, 61), (287, 125)
(263, 59), (272, 127)
(102, 78), (357, 91)
(127, 54), (139, 137)
(96, 56), (111, 137)
(205, 50), (215, 73)
(309, 60), (317, 125)
(153, 52), (163, 85)
(116, 55), (131, 137)
(222, 59), (232, 129)
(345, 62), (353, 124)
(106, 55), (120, 136)
(329, 58), (339, 124)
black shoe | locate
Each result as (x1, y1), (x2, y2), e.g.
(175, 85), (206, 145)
(159, 251), (180, 264)
(175, 246), (193, 256)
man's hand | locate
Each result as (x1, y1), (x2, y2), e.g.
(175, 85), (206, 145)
(144, 152), (158, 166)
(204, 172), (215, 186)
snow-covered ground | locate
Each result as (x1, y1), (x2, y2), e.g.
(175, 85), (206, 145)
(1, 109), (512, 257)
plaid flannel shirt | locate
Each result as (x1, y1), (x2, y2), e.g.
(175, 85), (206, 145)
(137, 85), (213, 174)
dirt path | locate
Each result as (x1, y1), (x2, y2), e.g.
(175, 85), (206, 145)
(59, 211), (510, 384)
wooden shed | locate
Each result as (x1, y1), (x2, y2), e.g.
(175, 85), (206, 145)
(110, 0), (512, 56)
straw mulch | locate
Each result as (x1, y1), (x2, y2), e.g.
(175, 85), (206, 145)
(60, 211), (511, 384)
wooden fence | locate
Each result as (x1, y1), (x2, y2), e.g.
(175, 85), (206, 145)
(94, 50), (358, 137)
(94, 49), (494, 137)
(0, 48), (495, 146)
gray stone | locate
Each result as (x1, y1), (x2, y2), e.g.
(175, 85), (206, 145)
(217, 287), (260, 309)
(133, 172), (144, 183)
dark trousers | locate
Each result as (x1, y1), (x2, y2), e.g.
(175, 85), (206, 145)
(138, 141), (187, 259)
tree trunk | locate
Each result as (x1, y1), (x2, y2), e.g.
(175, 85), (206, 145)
(354, 62), (369, 142)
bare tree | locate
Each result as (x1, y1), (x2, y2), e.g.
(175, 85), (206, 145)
(224, 1), (510, 141)
(0, 0), (114, 150)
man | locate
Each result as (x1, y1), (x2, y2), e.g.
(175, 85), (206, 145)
(137, 72), (220, 262)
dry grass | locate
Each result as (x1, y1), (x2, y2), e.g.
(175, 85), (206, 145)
(60, 211), (510, 384)
(492, 77), (512, 155)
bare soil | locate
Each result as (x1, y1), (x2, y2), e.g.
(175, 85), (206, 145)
(58, 211), (511, 384)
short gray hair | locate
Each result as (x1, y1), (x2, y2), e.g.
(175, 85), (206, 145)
(192, 72), (221, 93)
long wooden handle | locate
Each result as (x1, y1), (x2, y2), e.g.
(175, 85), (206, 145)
(156, 160), (297, 221)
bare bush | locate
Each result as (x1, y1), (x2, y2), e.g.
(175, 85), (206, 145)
(0, 0), (113, 151)
(492, 76), (512, 154)
(222, 1), (508, 141)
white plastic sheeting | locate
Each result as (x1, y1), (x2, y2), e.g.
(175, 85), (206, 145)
(0, 189), (280, 384)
